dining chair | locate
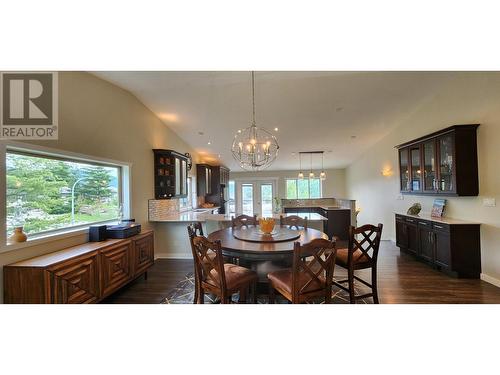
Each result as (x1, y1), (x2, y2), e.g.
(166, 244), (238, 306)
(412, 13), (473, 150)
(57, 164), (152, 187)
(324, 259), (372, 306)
(280, 215), (308, 230)
(187, 222), (207, 303)
(188, 233), (258, 303)
(333, 223), (383, 304)
(231, 214), (258, 228)
(267, 238), (337, 304)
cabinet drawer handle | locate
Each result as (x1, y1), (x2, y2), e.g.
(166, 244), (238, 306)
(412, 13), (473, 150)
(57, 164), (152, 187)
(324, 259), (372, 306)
(407, 219), (414, 223)
(419, 222), (428, 226)
(434, 225), (444, 229)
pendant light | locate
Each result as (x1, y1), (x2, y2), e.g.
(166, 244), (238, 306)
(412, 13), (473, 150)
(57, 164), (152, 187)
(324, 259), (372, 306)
(231, 72), (280, 171)
(298, 153), (304, 179)
(309, 153), (315, 179)
(320, 152), (326, 180)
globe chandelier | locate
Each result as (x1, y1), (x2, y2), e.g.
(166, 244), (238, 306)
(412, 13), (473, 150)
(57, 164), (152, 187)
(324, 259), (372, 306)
(231, 72), (279, 171)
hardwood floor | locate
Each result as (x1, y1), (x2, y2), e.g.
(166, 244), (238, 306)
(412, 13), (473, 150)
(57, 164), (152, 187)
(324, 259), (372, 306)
(102, 240), (500, 304)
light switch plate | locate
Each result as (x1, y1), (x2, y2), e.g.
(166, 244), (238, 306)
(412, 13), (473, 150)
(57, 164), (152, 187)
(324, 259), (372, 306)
(483, 198), (496, 207)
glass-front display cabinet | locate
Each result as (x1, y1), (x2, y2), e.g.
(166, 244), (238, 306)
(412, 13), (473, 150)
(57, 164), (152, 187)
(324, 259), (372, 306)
(395, 125), (479, 196)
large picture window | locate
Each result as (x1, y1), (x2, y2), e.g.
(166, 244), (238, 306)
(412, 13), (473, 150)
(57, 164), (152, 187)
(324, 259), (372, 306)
(6, 151), (122, 238)
(285, 178), (322, 199)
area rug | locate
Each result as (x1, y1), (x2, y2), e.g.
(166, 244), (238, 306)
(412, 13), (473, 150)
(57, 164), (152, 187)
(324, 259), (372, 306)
(161, 273), (372, 304)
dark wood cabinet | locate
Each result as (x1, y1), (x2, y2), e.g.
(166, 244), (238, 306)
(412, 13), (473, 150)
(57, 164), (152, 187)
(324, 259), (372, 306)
(417, 220), (434, 262)
(153, 149), (188, 199)
(396, 124), (479, 196)
(4, 231), (154, 303)
(284, 207), (351, 240)
(395, 213), (480, 278)
(197, 165), (230, 214)
(196, 164), (212, 196)
(210, 166), (230, 192)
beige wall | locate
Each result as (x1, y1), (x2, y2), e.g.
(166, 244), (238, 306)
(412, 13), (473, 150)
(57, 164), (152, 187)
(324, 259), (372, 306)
(0, 72), (200, 302)
(345, 72), (500, 283)
(230, 168), (347, 199)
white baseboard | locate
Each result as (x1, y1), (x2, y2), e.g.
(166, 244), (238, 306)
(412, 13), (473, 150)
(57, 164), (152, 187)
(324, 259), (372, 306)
(155, 253), (192, 260)
(480, 273), (500, 288)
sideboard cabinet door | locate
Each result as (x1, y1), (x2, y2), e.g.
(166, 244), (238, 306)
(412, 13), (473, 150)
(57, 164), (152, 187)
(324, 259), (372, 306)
(100, 241), (133, 298)
(47, 252), (100, 304)
(133, 233), (155, 277)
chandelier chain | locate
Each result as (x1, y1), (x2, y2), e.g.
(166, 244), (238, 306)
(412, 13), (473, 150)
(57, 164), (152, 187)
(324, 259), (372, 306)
(251, 71), (256, 125)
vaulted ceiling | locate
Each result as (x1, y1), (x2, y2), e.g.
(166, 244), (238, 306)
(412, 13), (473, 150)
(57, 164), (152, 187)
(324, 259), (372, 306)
(93, 71), (455, 171)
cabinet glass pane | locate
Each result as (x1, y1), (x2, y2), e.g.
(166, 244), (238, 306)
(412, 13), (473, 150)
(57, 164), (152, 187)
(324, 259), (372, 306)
(410, 147), (421, 191)
(175, 158), (180, 195)
(181, 160), (187, 195)
(423, 141), (436, 191)
(399, 149), (409, 191)
(439, 134), (454, 191)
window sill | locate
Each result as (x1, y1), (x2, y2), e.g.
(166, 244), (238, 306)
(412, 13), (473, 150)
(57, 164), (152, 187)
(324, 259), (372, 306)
(0, 221), (119, 255)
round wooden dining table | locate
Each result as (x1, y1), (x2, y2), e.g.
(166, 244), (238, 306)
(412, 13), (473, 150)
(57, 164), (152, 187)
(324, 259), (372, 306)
(208, 226), (329, 262)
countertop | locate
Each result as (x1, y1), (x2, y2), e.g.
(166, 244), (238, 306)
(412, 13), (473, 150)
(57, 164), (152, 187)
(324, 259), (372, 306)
(395, 212), (481, 225)
(283, 205), (350, 211)
(151, 211), (327, 223)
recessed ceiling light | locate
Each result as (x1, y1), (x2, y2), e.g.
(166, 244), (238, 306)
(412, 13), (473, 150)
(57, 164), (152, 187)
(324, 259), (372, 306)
(218, 154), (221, 158)
(291, 152), (296, 156)
(237, 129), (242, 133)
(198, 131), (204, 136)
(208, 141), (211, 145)
(274, 127), (279, 132)
(351, 135), (357, 139)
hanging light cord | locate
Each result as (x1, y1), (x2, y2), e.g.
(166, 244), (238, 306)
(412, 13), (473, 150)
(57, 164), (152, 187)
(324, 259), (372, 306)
(251, 71), (256, 126)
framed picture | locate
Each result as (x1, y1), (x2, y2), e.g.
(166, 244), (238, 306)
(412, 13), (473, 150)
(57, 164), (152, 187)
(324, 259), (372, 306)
(431, 199), (446, 217)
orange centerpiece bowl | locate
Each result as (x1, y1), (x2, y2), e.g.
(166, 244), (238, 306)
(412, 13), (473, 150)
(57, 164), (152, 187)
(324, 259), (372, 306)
(259, 217), (276, 234)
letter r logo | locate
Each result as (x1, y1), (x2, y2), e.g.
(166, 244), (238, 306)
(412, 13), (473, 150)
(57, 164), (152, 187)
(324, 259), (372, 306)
(2, 73), (53, 125)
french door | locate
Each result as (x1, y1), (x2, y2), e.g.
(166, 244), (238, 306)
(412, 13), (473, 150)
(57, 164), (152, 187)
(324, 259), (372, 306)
(236, 180), (276, 217)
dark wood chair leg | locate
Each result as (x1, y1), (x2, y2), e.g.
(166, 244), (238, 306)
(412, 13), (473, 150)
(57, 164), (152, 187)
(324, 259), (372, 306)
(348, 267), (356, 304)
(268, 284), (276, 304)
(193, 276), (199, 304)
(372, 266), (379, 304)
(199, 288), (205, 304)
(252, 281), (257, 304)
(325, 286), (332, 304)
(239, 287), (247, 304)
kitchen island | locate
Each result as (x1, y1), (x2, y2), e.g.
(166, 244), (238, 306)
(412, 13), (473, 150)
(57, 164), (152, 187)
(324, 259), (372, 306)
(149, 207), (327, 258)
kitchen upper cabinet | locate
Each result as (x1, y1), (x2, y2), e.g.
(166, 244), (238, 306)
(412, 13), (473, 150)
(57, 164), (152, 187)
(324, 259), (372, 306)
(153, 149), (188, 199)
(396, 124), (479, 196)
(196, 164), (212, 196)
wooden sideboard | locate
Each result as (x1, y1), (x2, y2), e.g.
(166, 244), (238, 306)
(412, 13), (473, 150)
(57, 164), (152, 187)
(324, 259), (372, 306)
(3, 230), (154, 303)
(395, 214), (480, 278)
